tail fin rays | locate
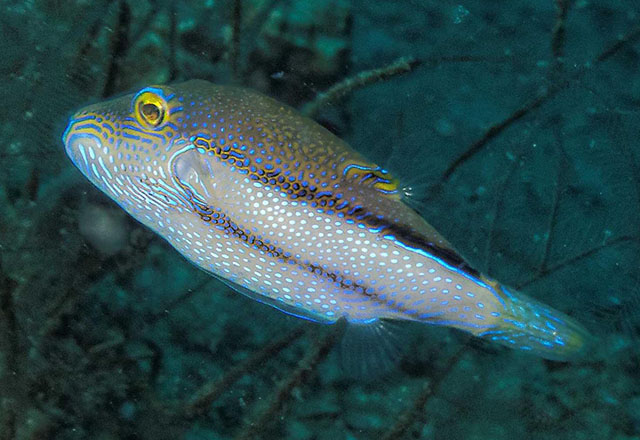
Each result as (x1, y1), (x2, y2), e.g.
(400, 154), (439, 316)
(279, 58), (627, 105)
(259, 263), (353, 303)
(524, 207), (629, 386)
(478, 286), (590, 361)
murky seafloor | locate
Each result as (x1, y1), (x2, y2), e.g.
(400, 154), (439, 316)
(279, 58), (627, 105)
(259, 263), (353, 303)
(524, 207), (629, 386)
(1, 1), (639, 439)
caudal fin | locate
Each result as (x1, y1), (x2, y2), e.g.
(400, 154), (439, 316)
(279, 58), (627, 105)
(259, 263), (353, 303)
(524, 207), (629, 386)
(477, 287), (590, 361)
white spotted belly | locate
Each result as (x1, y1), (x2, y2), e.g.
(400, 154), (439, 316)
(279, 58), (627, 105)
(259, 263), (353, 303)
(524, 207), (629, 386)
(150, 174), (504, 330)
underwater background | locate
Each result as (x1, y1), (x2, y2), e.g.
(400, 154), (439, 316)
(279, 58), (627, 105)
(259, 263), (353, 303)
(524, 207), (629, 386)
(1, 0), (639, 439)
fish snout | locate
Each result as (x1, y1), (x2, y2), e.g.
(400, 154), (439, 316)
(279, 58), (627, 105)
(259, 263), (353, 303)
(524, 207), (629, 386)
(63, 115), (104, 174)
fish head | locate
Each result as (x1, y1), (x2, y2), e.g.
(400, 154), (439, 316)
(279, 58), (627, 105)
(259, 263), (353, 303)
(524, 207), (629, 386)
(62, 80), (237, 229)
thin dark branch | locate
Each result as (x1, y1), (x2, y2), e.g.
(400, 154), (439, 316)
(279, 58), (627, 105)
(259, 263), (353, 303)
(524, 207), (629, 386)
(485, 158), (520, 275)
(609, 111), (640, 212)
(0, 262), (19, 374)
(301, 54), (507, 118)
(551, 0), (570, 60)
(381, 345), (467, 440)
(38, 287), (83, 341)
(25, 167), (40, 202)
(301, 56), (420, 118)
(596, 23), (640, 63)
(441, 79), (567, 182)
(149, 277), (212, 324)
(241, 0), (282, 64)
(129, 0), (162, 46)
(233, 323), (343, 440)
(517, 235), (640, 289)
(538, 125), (570, 274)
(230, 0), (242, 80)
(102, 0), (131, 97)
(185, 325), (306, 417)
(423, 55), (508, 63)
(0, 257), (18, 440)
(0, 408), (15, 440)
(68, 4), (110, 91)
(168, 1), (178, 81)
(441, 23), (640, 182)
(539, 171), (561, 275)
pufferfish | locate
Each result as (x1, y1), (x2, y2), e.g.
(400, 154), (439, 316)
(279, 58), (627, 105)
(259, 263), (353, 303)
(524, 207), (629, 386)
(63, 80), (588, 365)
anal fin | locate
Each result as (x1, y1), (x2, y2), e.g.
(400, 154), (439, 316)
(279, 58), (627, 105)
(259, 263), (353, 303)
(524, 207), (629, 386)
(339, 319), (405, 381)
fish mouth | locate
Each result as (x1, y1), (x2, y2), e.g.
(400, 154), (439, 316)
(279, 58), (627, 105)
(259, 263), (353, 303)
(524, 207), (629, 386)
(64, 129), (103, 175)
(62, 113), (105, 168)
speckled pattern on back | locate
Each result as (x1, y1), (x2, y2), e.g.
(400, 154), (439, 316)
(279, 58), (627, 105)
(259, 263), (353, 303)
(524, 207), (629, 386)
(63, 80), (589, 360)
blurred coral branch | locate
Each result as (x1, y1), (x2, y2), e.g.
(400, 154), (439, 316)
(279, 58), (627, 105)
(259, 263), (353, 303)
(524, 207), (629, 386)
(168, 1), (178, 81)
(441, 23), (640, 182)
(0, 256), (18, 440)
(301, 56), (419, 118)
(381, 346), (467, 440)
(234, 323), (343, 440)
(103, 0), (131, 97)
(230, 0), (242, 80)
(551, 0), (570, 61)
(185, 325), (306, 417)
(518, 235), (640, 290)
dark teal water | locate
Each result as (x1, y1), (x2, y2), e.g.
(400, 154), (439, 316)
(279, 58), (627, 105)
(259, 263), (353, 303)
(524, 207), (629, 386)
(1, 1), (639, 439)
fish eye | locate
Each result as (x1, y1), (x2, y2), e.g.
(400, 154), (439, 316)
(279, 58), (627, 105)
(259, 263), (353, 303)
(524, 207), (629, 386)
(133, 90), (168, 129)
(141, 102), (161, 121)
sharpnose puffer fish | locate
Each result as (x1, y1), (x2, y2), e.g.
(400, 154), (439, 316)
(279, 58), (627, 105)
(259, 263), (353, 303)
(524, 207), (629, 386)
(63, 80), (588, 361)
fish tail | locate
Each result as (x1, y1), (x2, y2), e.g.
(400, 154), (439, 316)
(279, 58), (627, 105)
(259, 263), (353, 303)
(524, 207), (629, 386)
(477, 285), (590, 361)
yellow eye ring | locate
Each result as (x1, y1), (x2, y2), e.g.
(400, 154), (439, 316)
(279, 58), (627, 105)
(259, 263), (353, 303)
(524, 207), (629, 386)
(133, 90), (168, 129)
